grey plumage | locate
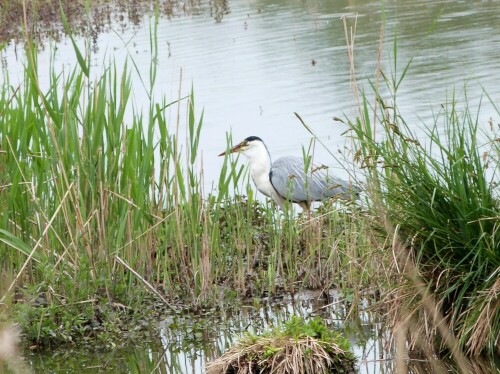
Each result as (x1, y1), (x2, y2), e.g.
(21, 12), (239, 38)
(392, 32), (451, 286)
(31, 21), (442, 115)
(270, 157), (359, 209)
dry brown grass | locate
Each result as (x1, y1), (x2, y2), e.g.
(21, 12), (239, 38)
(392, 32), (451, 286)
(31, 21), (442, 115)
(343, 12), (499, 369)
(465, 276), (500, 357)
(206, 335), (356, 374)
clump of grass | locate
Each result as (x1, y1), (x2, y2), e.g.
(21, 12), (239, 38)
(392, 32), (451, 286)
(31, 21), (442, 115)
(345, 26), (499, 359)
(206, 316), (356, 374)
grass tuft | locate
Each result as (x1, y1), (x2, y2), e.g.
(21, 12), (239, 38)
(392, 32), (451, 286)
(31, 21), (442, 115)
(345, 25), (500, 358)
(205, 316), (356, 374)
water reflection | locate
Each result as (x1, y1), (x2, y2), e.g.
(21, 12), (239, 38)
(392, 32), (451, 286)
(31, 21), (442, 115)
(0, 0), (232, 44)
(155, 290), (388, 373)
(142, 290), (498, 373)
(25, 290), (497, 372)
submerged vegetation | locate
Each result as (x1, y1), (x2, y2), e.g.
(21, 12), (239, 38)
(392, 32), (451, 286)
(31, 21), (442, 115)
(0, 0), (230, 44)
(0, 8), (499, 374)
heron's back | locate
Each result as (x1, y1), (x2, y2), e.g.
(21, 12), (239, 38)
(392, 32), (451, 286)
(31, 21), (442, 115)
(269, 157), (358, 203)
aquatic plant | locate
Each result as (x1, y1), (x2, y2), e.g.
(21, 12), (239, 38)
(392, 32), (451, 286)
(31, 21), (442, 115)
(205, 316), (356, 374)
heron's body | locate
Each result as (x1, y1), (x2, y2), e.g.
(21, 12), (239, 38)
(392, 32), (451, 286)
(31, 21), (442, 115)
(219, 136), (359, 210)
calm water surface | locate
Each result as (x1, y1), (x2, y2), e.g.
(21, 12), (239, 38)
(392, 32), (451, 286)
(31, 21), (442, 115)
(3, 0), (500, 372)
(2, 0), (500, 189)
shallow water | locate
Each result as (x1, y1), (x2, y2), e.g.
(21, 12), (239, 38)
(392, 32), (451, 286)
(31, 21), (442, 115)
(24, 291), (391, 373)
(23, 290), (498, 373)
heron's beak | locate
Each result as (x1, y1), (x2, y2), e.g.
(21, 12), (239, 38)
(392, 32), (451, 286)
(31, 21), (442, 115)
(218, 141), (245, 157)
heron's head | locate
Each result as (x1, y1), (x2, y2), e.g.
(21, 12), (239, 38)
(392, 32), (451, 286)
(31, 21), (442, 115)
(218, 136), (268, 160)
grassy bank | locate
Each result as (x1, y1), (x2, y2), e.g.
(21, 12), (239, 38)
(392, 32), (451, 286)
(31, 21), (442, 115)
(343, 27), (499, 363)
(0, 28), (370, 350)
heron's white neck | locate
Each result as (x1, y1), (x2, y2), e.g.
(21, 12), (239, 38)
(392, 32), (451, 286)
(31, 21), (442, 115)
(241, 142), (274, 198)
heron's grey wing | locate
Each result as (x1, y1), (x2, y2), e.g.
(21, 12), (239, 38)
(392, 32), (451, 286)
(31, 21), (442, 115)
(270, 157), (359, 202)
(270, 157), (309, 202)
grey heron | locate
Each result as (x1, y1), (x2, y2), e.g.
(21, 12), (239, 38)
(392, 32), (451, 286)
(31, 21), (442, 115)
(218, 136), (360, 210)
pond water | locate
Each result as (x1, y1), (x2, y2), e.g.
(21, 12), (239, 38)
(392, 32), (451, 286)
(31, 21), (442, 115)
(2, 0), (500, 191)
(23, 291), (392, 373)
(2, 0), (500, 372)
(22, 290), (497, 373)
